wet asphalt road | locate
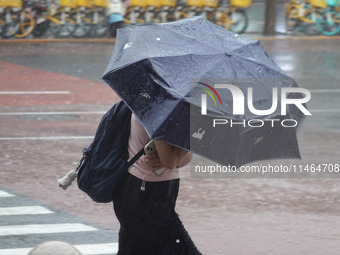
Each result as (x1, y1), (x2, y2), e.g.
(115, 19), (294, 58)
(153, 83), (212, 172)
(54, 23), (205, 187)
(0, 37), (340, 255)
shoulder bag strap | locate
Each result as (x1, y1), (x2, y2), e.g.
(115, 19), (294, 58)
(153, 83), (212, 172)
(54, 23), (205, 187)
(126, 146), (146, 169)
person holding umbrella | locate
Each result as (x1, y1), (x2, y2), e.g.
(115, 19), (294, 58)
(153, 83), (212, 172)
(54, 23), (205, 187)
(104, 16), (307, 254)
(112, 113), (202, 255)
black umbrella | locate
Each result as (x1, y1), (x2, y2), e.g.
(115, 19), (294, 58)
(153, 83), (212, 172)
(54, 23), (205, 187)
(103, 17), (308, 168)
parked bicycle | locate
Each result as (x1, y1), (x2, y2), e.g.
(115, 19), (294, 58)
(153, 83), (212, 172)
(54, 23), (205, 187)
(31, 0), (52, 37)
(316, 0), (340, 35)
(178, 0), (251, 34)
(0, 0), (35, 38)
(154, 0), (180, 23)
(285, 0), (337, 35)
(0, 0), (254, 38)
(214, 0), (251, 34)
(123, 0), (146, 24)
(122, 0), (250, 34)
(47, 0), (77, 38)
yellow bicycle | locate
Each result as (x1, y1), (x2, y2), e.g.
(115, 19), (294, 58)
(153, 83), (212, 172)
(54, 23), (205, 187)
(155, 0), (178, 23)
(143, 0), (161, 22)
(52, 0), (109, 38)
(176, 0), (251, 33)
(215, 0), (251, 33)
(89, 0), (109, 37)
(285, 0), (328, 35)
(70, 0), (93, 37)
(173, 0), (250, 33)
(46, 0), (77, 38)
(182, 0), (204, 18)
(316, 0), (340, 36)
(0, 0), (35, 38)
(124, 0), (146, 24)
(123, 0), (182, 24)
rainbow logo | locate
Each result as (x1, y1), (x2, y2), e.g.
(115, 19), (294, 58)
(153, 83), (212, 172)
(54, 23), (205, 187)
(197, 82), (223, 107)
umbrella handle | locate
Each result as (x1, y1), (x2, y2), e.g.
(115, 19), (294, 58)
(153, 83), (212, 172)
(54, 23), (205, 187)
(144, 140), (166, 176)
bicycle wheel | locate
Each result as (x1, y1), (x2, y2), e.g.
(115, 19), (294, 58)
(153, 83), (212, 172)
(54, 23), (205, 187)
(124, 7), (145, 24)
(90, 11), (108, 37)
(71, 11), (93, 38)
(174, 10), (188, 21)
(143, 7), (160, 23)
(154, 8), (178, 23)
(316, 9), (340, 36)
(163, 12), (177, 22)
(32, 20), (51, 37)
(50, 11), (76, 38)
(228, 8), (248, 34)
(215, 9), (233, 30)
(2, 11), (21, 38)
(0, 13), (5, 37)
(15, 11), (35, 38)
(206, 10), (217, 24)
(303, 10), (322, 35)
(285, 6), (299, 31)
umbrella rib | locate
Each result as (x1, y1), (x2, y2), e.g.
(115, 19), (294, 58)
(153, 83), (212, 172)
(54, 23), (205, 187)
(161, 18), (257, 55)
(156, 24), (235, 54)
(146, 53), (227, 96)
(232, 54), (291, 93)
(151, 98), (189, 151)
(231, 56), (276, 100)
(230, 42), (288, 78)
(151, 52), (224, 61)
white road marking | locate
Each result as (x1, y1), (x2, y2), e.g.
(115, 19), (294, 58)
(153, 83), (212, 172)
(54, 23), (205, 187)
(309, 109), (340, 113)
(0, 223), (97, 236)
(0, 136), (94, 141)
(76, 243), (119, 255)
(309, 89), (340, 93)
(0, 243), (118, 255)
(0, 111), (106, 116)
(0, 91), (70, 95)
(0, 206), (54, 216)
(0, 190), (15, 198)
(0, 248), (32, 255)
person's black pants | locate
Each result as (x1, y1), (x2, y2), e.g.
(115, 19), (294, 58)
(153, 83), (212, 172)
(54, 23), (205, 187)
(113, 173), (202, 255)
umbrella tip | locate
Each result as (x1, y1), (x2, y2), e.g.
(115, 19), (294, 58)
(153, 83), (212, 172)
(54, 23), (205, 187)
(225, 52), (232, 57)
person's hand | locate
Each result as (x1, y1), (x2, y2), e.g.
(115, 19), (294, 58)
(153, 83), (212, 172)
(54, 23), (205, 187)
(144, 153), (165, 171)
(153, 140), (191, 169)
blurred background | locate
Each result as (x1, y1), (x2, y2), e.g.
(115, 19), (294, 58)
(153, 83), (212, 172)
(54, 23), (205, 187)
(1, 0), (340, 39)
(1, 0), (340, 255)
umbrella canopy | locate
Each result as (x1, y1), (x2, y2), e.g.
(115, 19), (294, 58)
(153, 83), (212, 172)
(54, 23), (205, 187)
(103, 17), (307, 168)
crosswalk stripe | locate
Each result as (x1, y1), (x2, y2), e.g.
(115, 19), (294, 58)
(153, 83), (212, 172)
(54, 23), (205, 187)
(0, 223), (97, 236)
(0, 111), (106, 116)
(0, 243), (118, 255)
(0, 189), (118, 255)
(0, 248), (33, 255)
(0, 206), (54, 216)
(0, 190), (15, 198)
(75, 243), (119, 255)
(0, 247), (31, 255)
(0, 91), (70, 95)
(0, 136), (94, 141)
